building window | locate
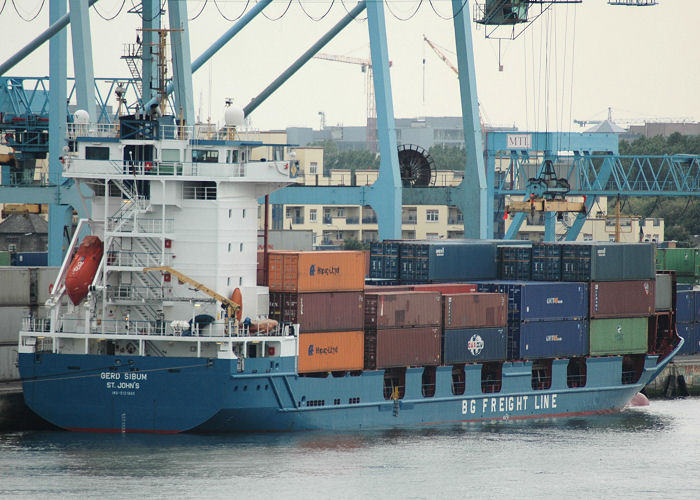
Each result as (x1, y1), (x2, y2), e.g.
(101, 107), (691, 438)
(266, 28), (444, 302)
(309, 162), (318, 175)
(426, 233), (439, 240)
(337, 208), (345, 217)
(192, 149), (219, 163)
(309, 209), (317, 222)
(583, 233), (593, 241)
(85, 146), (109, 160)
(608, 235), (616, 242)
(426, 209), (439, 222)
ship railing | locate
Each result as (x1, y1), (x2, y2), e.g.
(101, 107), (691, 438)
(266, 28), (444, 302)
(22, 316), (290, 339)
(106, 285), (171, 302)
(105, 250), (165, 268)
(566, 374), (587, 388)
(107, 216), (174, 234)
(67, 122), (119, 139)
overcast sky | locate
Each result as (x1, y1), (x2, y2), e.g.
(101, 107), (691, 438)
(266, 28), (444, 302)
(3, 0), (699, 132)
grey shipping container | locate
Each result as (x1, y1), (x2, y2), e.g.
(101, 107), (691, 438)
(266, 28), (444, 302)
(370, 326), (441, 369)
(443, 293), (507, 329)
(269, 291), (364, 332)
(561, 242), (655, 281)
(518, 320), (589, 359)
(655, 273), (672, 312)
(364, 291), (441, 329)
(442, 327), (507, 364)
(590, 280), (655, 319)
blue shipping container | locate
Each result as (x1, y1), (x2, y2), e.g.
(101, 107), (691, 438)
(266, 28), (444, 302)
(476, 281), (589, 322)
(693, 324), (700, 356)
(518, 320), (589, 359)
(676, 290), (695, 324)
(442, 327), (507, 364)
(12, 252), (48, 266)
(418, 240), (501, 282)
(677, 324), (694, 356)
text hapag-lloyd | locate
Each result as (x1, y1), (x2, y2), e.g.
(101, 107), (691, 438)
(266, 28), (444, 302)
(309, 264), (340, 276)
(462, 393), (558, 416)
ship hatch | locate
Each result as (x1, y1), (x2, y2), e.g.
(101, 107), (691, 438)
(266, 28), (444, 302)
(383, 368), (406, 400)
(451, 365), (466, 395)
(421, 366), (436, 397)
(622, 355), (645, 385)
(531, 360), (553, 390)
(567, 357), (587, 388)
(481, 363), (502, 394)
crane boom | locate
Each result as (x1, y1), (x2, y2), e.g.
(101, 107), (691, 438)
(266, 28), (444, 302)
(143, 266), (240, 318)
(423, 35), (458, 77)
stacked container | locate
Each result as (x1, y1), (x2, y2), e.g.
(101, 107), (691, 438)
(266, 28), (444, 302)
(368, 241), (399, 280)
(656, 248), (700, 285)
(531, 242), (562, 281)
(676, 289), (700, 355)
(575, 243), (656, 356)
(364, 291), (442, 370)
(268, 251), (366, 373)
(498, 245), (532, 280)
(477, 281), (589, 360)
(441, 292), (508, 364)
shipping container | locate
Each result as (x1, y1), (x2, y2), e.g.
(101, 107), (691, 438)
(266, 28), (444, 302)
(364, 285), (413, 293)
(676, 324), (694, 356)
(518, 320), (589, 359)
(0, 251), (10, 267)
(411, 240), (502, 282)
(693, 323), (700, 355)
(366, 326), (441, 369)
(560, 242), (655, 281)
(298, 331), (364, 373)
(442, 327), (507, 364)
(443, 293), (507, 329)
(267, 291), (364, 332)
(656, 248), (700, 276)
(11, 252), (48, 266)
(411, 283), (477, 294)
(676, 290), (695, 323)
(531, 243), (562, 281)
(267, 251), (365, 292)
(476, 281), (589, 322)
(369, 242), (383, 279)
(498, 245), (532, 280)
(364, 291), (442, 329)
(655, 273), (672, 311)
(589, 280), (655, 319)
(589, 317), (649, 356)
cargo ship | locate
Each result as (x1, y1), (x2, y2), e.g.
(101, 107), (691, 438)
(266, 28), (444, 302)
(17, 113), (683, 433)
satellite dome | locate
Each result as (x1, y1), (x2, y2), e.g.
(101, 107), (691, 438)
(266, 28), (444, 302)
(74, 109), (90, 124)
(224, 103), (245, 127)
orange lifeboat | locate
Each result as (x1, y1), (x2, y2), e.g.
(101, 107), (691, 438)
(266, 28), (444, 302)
(231, 288), (243, 322)
(65, 236), (104, 305)
(249, 318), (278, 334)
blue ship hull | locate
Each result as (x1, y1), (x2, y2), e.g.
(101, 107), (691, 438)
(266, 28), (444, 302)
(18, 342), (681, 433)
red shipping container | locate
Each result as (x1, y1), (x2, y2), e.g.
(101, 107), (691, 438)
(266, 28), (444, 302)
(373, 326), (441, 369)
(443, 293), (508, 329)
(411, 283), (478, 294)
(590, 280), (656, 319)
(268, 291), (364, 332)
(364, 291), (442, 329)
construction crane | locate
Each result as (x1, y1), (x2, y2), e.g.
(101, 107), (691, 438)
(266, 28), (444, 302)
(143, 266), (240, 320)
(314, 53), (378, 150)
(422, 35), (488, 129)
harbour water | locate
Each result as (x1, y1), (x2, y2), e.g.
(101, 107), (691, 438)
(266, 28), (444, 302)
(1, 398), (699, 499)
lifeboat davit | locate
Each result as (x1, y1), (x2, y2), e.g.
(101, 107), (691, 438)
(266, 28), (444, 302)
(65, 236), (104, 305)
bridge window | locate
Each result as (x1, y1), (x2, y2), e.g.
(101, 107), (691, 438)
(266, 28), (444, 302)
(86, 146), (109, 160)
(192, 149), (219, 163)
(162, 148), (180, 162)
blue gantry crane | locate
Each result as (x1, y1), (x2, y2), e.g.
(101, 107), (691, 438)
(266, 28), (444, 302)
(0, 0), (697, 265)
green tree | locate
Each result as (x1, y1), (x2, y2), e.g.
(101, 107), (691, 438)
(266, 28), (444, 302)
(428, 144), (466, 171)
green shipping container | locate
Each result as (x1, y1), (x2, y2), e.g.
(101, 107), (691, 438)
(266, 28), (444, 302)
(656, 248), (700, 277)
(0, 251), (10, 266)
(590, 317), (648, 356)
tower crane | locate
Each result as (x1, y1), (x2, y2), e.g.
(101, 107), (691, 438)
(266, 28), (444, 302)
(314, 53), (380, 151)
